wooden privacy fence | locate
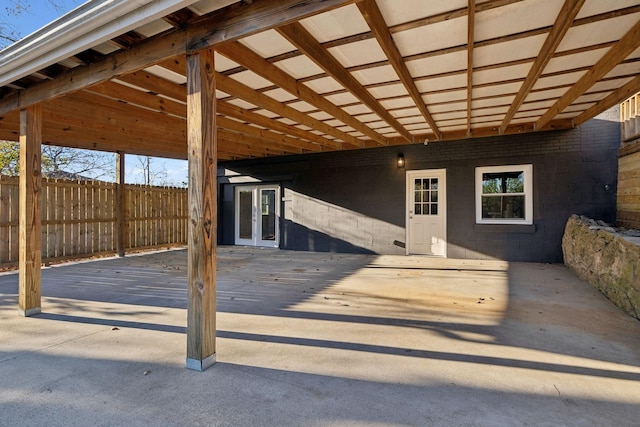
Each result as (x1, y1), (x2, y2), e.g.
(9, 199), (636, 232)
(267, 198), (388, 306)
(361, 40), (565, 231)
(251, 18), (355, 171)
(0, 175), (188, 267)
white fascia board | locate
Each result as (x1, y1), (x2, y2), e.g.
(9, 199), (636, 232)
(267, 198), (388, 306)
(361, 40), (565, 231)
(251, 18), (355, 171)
(0, 0), (199, 88)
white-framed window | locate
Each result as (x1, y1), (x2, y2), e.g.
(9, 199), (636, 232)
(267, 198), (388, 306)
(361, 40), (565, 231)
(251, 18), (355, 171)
(475, 164), (533, 225)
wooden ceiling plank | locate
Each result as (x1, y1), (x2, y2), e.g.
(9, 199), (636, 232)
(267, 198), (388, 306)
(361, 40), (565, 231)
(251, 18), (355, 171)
(536, 19), (640, 130)
(277, 22), (413, 143)
(357, 0), (440, 139)
(0, 0), (356, 116)
(573, 75), (640, 127)
(499, 0), (585, 134)
(215, 71), (363, 148)
(216, 41), (387, 145)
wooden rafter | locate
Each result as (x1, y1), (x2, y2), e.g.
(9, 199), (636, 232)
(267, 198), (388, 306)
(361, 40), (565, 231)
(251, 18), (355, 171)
(466, 0), (475, 136)
(536, 18), (640, 130)
(216, 41), (387, 145)
(0, 0), (357, 116)
(499, 0), (584, 134)
(214, 71), (363, 148)
(277, 22), (413, 143)
(573, 75), (640, 127)
(357, 0), (440, 140)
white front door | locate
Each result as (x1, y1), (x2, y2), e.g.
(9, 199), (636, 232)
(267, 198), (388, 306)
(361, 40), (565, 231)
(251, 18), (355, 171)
(235, 185), (280, 248)
(406, 169), (446, 256)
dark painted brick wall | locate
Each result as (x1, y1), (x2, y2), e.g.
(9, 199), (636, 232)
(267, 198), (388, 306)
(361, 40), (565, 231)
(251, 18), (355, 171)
(218, 109), (619, 262)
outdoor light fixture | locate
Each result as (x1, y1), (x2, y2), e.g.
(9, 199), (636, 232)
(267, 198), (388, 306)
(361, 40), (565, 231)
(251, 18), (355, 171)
(397, 153), (405, 168)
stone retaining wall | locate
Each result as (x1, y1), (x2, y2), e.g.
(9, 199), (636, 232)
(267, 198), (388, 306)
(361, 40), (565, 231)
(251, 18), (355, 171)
(562, 214), (640, 319)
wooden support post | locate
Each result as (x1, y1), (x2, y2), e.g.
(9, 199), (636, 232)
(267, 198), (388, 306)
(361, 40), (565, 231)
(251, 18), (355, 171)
(185, 49), (217, 371)
(115, 151), (126, 257)
(18, 105), (42, 317)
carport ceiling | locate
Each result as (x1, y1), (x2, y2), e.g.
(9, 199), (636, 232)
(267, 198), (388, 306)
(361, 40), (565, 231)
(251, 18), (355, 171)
(0, 0), (639, 160)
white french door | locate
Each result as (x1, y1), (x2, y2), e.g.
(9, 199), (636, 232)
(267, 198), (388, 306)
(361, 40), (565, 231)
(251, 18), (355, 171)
(406, 169), (447, 257)
(235, 185), (280, 248)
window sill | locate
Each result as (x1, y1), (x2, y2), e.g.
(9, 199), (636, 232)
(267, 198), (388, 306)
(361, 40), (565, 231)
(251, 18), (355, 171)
(474, 224), (536, 234)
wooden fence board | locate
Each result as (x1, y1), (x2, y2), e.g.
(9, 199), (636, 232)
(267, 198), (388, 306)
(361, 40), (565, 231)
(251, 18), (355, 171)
(0, 177), (188, 267)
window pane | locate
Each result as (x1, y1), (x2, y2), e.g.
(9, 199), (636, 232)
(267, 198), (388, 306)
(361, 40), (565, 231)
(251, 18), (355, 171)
(261, 189), (276, 241)
(415, 204), (421, 215)
(424, 190), (430, 203)
(414, 179), (422, 191)
(431, 203), (438, 215)
(238, 190), (253, 239)
(415, 191), (421, 202)
(482, 195), (525, 219)
(431, 178), (438, 190)
(431, 190), (438, 203)
(482, 171), (524, 194)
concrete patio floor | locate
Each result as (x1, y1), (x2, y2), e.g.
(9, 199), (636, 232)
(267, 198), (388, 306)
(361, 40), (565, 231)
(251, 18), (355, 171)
(0, 247), (639, 426)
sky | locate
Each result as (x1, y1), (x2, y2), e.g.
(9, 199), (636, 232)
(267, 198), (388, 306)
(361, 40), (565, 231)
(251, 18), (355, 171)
(1, 0), (189, 186)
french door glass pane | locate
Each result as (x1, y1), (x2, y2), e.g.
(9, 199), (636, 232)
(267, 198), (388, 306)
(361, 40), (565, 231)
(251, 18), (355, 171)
(260, 189), (276, 241)
(238, 190), (253, 239)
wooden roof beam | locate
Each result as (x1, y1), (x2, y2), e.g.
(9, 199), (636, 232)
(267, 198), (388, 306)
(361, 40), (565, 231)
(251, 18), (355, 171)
(573, 75), (640, 127)
(277, 22), (413, 143)
(499, 0), (584, 134)
(0, 0), (357, 115)
(214, 71), (363, 148)
(536, 18), (640, 130)
(357, 0), (440, 140)
(216, 41), (387, 145)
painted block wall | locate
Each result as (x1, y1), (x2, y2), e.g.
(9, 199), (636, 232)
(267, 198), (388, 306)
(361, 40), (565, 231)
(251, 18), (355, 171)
(218, 109), (619, 262)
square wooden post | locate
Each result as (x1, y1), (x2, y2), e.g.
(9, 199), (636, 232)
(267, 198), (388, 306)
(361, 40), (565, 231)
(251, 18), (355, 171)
(185, 49), (217, 371)
(19, 105), (42, 317)
(115, 151), (126, 257)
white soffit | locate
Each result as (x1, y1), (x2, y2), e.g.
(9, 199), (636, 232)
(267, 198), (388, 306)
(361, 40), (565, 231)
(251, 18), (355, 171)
(263, 88), (297, 103)
(389, 107), (420, 118)
(577, 0), (640, 19)
(188, 0), (235, 15)
(474, 34), (546, 67)
(557, 13), (640, 53)
(255, 109), (279, 119)
(472, 95), (516, 109)
(351, 64), (399, 85)
(376, 0), (467, 27)
(343, 104), (372, 115)
(588, 76), (634, 93)
(544, 48), (610, 75)
(406, 51), (468, 78)
(471, 106), (509, 117)
(239, 30), (295, 58)
(430, 101), (467, 114)
(380, 96), (415, 110)
(398, 116), (426, 125)
(134, 19), (174, 38)
(415, 74), (467, 93)
(392, 16), (467, 57)
(514, 109), (547, 118)
(303, 76), (344, 94)
(325, 91), (360, 106)
(288, 101), (315, 113)
(473, 82), (523, 99)
(424, 89), (467, 104)
(214, 53), (240, 72)
(309, 111), (333, 121)
(367, 83), (409, 99)
(533, 70), (588, 90)
(433, 111), (466, 121)
(522, 99), (556, 110)
(525, 87), (568, 103)
(328, 39), (388, 68)
(474, 0), (562, 42)
(91, 42), (120, 55)
(227, 98), (258, 110)
(274, 55), (324, 80)
(473, 63), (532, 85)
(605, 62), (640, 79)
(356, 113), (382, 122)
(574, 93), (607, 104)
(145, 65), (187, 85)
(229, 70), (273, 90)
(300, 4), (368, 43)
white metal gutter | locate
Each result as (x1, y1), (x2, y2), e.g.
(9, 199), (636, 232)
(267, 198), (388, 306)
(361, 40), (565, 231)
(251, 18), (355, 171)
(0, 0), (199, 88)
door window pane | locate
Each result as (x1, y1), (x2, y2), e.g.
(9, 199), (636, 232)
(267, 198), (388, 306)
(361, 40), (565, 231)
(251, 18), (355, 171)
(261, 189), (276, 241)
(238, 190), (253, 239)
